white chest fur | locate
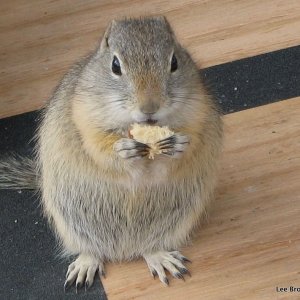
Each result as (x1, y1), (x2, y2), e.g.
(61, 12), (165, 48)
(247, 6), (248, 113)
(122, 156), (171, 188)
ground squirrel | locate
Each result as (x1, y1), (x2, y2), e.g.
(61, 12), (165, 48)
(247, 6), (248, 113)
(0, 16), (223, 289)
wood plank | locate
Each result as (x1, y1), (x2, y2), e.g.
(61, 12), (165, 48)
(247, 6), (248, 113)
(0, 0), (300, 118)
(101, 97), (300, 300)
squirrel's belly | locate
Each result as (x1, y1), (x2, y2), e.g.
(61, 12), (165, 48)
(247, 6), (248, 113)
(60, 180), (204, 261)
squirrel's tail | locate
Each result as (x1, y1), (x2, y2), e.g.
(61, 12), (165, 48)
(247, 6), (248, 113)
(0, 154), (39, 190)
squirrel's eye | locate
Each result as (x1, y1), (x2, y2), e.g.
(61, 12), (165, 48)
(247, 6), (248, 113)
(170, 54), (178, 72)
(112, 56), (122, 75)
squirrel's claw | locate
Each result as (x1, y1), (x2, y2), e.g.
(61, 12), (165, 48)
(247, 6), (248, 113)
(157, 134), (190, 158)
(170, 250), (192, 264)
(114, 138), (149, 159)
(64, 279), (72, 292)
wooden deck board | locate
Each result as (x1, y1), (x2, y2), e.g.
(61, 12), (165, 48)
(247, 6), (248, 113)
(101, 98), (300, 300)
(1, 0), (300, 118)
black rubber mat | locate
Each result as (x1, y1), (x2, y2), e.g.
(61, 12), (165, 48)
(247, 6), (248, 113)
(203, 45), (300, 113)
(1, 45), (299, 300)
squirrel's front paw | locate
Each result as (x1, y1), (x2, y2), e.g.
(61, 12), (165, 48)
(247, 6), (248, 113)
(156, 133), (190, 158)
(113, 138), (150, 159)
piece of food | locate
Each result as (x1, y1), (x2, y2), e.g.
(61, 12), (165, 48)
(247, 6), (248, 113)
(130, 123), (174, 159)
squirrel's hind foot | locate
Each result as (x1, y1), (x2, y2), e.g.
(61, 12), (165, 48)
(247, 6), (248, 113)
(64, 254), (105, 293)
(143, 250), (191, 286)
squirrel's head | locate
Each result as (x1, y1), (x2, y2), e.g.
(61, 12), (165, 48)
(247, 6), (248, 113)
(75, 16), (205, 132)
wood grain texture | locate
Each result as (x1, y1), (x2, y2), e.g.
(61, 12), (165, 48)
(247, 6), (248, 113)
(1, 0), (300, 118)
(101, 97), (300, 300)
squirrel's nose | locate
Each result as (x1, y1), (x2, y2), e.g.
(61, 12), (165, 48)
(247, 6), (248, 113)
(139, 101), (160, 114)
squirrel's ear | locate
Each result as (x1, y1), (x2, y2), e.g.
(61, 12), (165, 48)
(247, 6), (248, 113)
(153, 15), (168, 23)
(100, 20), (117, 50)
(152, 15), (170, 28)
(154, 16), (175, 36)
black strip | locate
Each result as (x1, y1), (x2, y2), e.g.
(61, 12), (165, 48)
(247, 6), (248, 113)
(0, 111), (39, 156)
(0, 45), (300, 299)
(203, 45), (300, 113)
